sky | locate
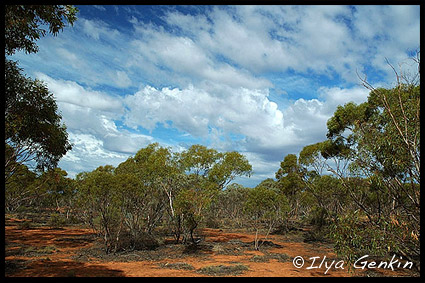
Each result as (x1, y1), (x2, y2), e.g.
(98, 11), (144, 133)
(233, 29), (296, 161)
(9, 5), (420, 187)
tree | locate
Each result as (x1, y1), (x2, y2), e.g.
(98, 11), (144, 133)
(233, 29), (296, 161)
(36, 167), (75, 214)
(75, 166), (127, 253)
(5, 60), (72, 182)
(5, 5), (78, 55)
(299, 142), (348, 223)
(299, 142), (327, 176)
(179, 144), (221, 177)
(76, 160), (172, 253)
(324, 57), (420, 267)
(115, 143), (178, 241)
(73, 143), (253, 249)
(173, 177), (218, 244)
(212, 183), (250, 228)
(275, 154), (305, 218)
(208, 151), (252, 190)
(244, 184), (289, 250)
(175, 145), (219, 244)
(5, 5), (77, 182)
(4, 161), (37, 212)
(176, 145), (252, 244)
(113, 172), (159, 250)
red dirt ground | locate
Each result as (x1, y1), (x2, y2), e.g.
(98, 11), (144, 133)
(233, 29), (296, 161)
(5, 217), (415, 277)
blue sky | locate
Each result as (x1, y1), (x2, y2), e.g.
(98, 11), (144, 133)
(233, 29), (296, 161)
(10, 5), (420, 187)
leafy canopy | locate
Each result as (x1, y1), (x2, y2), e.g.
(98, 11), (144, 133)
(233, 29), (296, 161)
(5, 5), (78, 55)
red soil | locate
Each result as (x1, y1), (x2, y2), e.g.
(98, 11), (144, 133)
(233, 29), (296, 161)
(5, 218), (414, 277)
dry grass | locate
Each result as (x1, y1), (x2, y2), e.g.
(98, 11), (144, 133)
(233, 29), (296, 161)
(158, 262), (195, 270)
(196, 264), (249, 276)
(250, 252), (290, 263)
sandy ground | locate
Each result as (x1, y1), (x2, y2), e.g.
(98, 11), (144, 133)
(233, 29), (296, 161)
(5, 217), (416, 277)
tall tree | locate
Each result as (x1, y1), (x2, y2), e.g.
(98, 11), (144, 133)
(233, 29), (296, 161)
(177, 144), (252, 244)
(115, 143), (179, 236)
(5, 60), (72, 182)
(275, 154), (305, 217)
(325, 58), (420, 267)
(5, 5), (77, 182)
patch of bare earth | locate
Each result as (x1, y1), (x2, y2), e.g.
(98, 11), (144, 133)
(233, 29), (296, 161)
(5, 217), (416, 277)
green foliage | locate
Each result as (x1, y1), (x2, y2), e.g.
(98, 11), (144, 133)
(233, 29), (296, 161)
(329, 211), (406, 266)
(174, 144), (252, 243)
(210, 183), (250, 228)
(17, 221), (33, 230)
(5, 160), (77, 217)
(326, 102), (365, 141)
(36, 168), (75, 209)
(179, 145), (252, 190)
(275, 154), (305, 219)
(244, 184), (289, 250)
(325, 84), (419, 182)
(179, 144), (220, 177)
(48, 213), (67, 228)
(173, 187), (203, 242)
(275, 154), (300, 179)
(299, 142), (329, 175)
(360, 85), (420, 182)
(5, 5), (78, 55)
(5, 161), (37, 211)
(244, 185), (288, 221)
(73, 143), (253, 249)
(309, 206), (329, 228)
(323, 73), (420, 265)
(116, 143), (183, 243)
(275, 154), (304, 192)
(306, 175), (346, 221)
(5, 5), (77, 181)
(75, 167), (123, 253)
(173, 175), (218, 243)
(281, 59), (421, 268)
(5, 59), (72, 180)
(208, 151), (252, 189)
(77, 167), (162, 251)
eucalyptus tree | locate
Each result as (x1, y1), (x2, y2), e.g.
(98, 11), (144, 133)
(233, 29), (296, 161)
(115, 143), (181, 240)
(213, 183), (251, 228)
(298, 142), (347, 224)
(75, 166), (123, 253)
(176, 145), (252, 244)
(5, 5), (77, 183)
(4, 162), (37, 212)
(35, 167), (75, 213)
(275, 154), (305, 218)
(323, 59), (420, 267)
(5, 61), (72, 183)
(244, 183), (289, 250)
(208, 151), (252, 190)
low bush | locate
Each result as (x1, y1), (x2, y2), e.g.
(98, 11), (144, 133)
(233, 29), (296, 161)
(197, 264), (249, 276)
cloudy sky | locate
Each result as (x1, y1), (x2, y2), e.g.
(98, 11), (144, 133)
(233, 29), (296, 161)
(10, 5), (420, 187)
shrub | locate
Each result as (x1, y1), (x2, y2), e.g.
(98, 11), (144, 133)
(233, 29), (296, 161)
(197, 264), (249, 276)
(17, 221), (32, 230)
(159, 262), (195, 270)
(48, 213), (67, 228)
